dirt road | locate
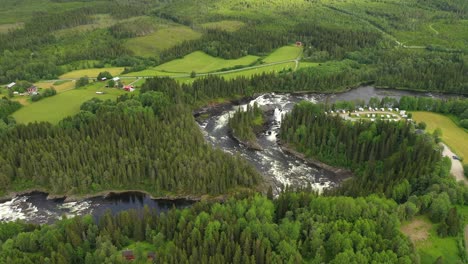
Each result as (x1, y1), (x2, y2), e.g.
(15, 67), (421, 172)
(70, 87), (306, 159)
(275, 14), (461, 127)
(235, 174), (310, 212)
(441, 143), (467, 184)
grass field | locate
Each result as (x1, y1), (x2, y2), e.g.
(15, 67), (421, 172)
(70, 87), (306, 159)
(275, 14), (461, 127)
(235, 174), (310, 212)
(412, 112), (468, 163)
(201, 20), (245, 32)
(54, 14), (117, 36)
(35, 80), (75, 92)
(124, 26), (202, 57)
(154, 51), (259, 73)
(401, 216), (461, 264)
(12, 83), (127, 124)
(221, 62), (296, 79)
(59, 67), (124, 79)
(262, 45), (302, 63)
(0, 22), (23, 33)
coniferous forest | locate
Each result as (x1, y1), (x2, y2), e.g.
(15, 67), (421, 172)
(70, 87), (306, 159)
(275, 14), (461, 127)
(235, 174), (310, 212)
(0, 0), (468, 263)
(0, 92), (261, 196)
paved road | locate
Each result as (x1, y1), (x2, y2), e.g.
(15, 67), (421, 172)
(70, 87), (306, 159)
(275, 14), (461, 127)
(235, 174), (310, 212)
(441, 143), (467, 184)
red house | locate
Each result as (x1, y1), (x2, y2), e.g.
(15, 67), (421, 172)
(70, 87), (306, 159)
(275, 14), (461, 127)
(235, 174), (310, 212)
(122, 250), (135, 261)
(27, 86), (38, 95)
(123, 85), (135, 92)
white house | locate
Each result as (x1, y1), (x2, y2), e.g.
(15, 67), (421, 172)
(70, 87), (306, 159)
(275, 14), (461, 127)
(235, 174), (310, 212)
(358, 107), (364, 111)
(112, 77), (120, 82)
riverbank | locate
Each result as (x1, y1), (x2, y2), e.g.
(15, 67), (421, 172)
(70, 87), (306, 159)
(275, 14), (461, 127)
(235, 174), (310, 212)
(278, 141), (353, 180)
(0, 189), (230, 204)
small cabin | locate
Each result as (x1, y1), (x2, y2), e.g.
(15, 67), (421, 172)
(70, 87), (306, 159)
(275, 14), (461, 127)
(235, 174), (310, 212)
(122, 250), (135, 261)
(295, 41), (303, 47)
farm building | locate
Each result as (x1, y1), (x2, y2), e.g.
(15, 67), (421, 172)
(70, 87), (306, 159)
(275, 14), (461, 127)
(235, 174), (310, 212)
(27, 86), (38, 95)
(122, 250), (134, 261)
(6, 82), (15, 89)
(123, 85), (135, 92)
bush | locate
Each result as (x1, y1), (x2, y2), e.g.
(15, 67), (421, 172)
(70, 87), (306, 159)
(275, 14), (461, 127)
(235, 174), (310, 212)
(97, 71), (113, 80)
(76, 77), (89, 88)
(460, 119), (468, 129)
(31, 88), (56, 102)
(464, 164), (468, 178)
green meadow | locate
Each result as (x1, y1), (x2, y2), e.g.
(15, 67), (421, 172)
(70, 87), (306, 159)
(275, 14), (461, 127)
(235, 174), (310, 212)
(401, 216), (462, 264)
(262, 46), (302, 63)
(124, 26), (202, 57)
(12, 83), (128, 124)
(412, 111), (468, 163)
(59, 67), (125, 79)
(154, 51), (259, 73)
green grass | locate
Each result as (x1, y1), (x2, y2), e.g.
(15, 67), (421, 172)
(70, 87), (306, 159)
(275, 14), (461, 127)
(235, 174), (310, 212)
(124, 26), (202, 57)
(0, 22), (23, 33)
(35, 80), (75, 92)
(221, 62), (296, 79)
(12, 82), (127, 124)
(154, 51), (259, 73)
(201, 20), (245, 32)
(59, 67), (124, 79)
(262, 45), (302, 63)
(124, 70), (181, 77)
(298, 62), (320, 69)
(401, 216), (462, 264)
(412, 112), (468, 164)
(54, 14), (117, 37)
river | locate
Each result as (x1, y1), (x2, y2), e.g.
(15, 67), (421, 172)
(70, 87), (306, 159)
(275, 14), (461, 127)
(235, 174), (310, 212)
(0, 86), (458, 224)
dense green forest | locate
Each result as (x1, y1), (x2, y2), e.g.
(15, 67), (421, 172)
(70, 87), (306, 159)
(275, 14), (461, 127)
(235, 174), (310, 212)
(0, 0), (467, 262)
(0, 92), (261, 196)
(228, 103), (264, 148)
(0, 193), (421, 264)
(280, 101), (467, 201)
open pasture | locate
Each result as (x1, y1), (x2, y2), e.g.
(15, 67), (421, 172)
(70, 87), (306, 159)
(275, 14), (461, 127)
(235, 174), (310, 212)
(412, 111), (468, 163)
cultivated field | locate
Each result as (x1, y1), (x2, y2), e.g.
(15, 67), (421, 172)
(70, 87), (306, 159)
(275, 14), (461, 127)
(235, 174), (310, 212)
(124, 26), (202, 57)
(154, 51), (259, 73)
(35, 80), (75, 92)
(262, 46), (302, 63)
(12, 83), (128, 124)
(412, 111), (468, 163)
(59, 67), (124, 79)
